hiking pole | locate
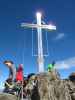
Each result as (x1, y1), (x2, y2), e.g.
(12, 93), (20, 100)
(21, 79), (23, 100)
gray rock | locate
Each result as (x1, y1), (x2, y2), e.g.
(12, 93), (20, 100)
(1, 70), (75, 100)
(25, 70), (75, 100)
(0, 93), (18, 100)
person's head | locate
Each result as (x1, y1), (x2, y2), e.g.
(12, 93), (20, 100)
(4, 60), (14, 67)
(18, 64), (23, 71)
(52, 61), (55, 66)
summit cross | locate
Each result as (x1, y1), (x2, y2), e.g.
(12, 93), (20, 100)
(21, 12), (56, 72)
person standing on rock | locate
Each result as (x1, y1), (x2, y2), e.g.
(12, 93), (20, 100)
(16, 64), (23, 82)
(47, 61), (55, 72)
(4, 60), (16, 81)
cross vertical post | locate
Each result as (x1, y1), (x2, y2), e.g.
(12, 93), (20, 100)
(36, 12), (44, 72)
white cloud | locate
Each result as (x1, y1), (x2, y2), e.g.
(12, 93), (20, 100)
(54, 33), (65, 40)
(55, 57), (75, 69)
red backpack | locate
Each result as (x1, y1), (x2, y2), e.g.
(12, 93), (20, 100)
(16, 64), (23, 81)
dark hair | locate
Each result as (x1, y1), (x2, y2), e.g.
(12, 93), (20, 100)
(4, 60), (14, 64)
(27, 73), (35, 80)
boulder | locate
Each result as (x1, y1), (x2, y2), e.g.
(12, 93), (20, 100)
(0, 93), (18, 100)
(25, 70), (73, 100)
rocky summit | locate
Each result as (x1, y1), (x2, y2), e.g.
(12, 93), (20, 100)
(25, 70), (75, 100)
(0, 70), (75, 100)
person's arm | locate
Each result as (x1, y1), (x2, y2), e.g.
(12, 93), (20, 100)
(11, 65), (16, 81)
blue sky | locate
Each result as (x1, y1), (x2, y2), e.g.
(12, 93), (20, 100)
(0, 0), (75, 88)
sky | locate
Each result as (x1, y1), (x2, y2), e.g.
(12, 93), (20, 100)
(0, 0), (75, 88)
